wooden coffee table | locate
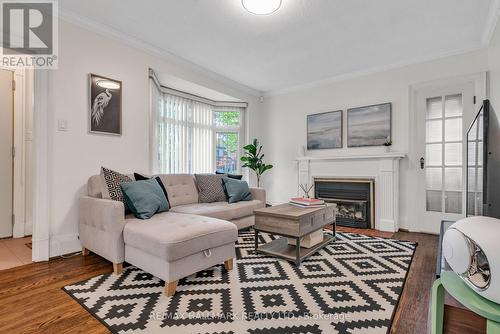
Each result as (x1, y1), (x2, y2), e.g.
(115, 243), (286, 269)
(253, 203), (337, 266)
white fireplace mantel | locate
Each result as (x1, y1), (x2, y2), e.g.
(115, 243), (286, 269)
(295, 152), (407, 232)
(295, 152), (406, 162)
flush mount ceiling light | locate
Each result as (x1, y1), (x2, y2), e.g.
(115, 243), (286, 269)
(96, 79), (120, 90)
(242, 0), (281, 15)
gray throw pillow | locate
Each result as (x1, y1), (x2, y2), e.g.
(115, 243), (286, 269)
(222, 177), (252, 203)
(195, 174), (227, 203)
(121, 179), (170, 219)
(101, 167), (133, 210)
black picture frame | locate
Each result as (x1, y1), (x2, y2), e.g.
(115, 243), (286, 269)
(307, 110), (343, 150)
(347, 102), (392, 147)
(89, 73), (122, 136)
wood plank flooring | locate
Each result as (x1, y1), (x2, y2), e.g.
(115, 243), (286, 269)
(0, 228), (486, 333)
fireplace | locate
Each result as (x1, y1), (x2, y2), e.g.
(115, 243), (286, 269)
(314, 178), (375, 229)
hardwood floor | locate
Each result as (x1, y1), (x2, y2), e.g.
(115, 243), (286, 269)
(0, 228), (485, 333)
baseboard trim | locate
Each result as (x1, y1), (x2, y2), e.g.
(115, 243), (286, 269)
(49, 233), (81, 257)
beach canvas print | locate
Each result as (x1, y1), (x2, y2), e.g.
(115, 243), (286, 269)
(307, 110), (343, 149)
(347, 103), (391, 147)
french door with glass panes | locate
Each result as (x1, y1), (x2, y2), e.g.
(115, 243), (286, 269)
(416, 83), (474, 234)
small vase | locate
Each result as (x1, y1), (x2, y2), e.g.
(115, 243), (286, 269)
(384, 146), (391, 153)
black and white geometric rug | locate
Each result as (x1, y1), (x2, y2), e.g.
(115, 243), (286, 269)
(63, 231), (416, 334)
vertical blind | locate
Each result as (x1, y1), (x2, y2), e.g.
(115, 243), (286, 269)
(158, 94), (214, 174)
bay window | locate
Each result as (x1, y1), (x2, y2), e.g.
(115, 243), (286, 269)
(154, 90), (245, 175)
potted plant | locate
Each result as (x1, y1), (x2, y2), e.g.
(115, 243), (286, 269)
(241, 139), (273, 187)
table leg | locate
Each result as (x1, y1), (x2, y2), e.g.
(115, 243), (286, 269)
(487, 320), (500, 334)
(431, 278), (445, 334)
(295, 237), (301, 267)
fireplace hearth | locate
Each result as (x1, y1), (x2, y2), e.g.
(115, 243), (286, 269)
(314, 178), (374, 229)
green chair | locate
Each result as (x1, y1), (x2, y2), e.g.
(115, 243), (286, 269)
(432, 271), (500, 334)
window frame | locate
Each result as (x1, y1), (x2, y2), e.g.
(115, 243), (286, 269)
(212, 109), (244, 174)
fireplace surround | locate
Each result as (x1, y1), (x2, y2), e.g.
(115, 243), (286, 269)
(314, 178), (375, 229)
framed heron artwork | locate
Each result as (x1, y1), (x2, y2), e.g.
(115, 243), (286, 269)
(89, 73), (122, 135)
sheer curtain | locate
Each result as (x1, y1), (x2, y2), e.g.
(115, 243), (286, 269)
(158, 94), (214, 174)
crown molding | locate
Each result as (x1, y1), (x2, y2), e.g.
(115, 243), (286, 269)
(482, 0), (500, 45)
(58, 9), (263, 98)
(264, 43), (486, 97)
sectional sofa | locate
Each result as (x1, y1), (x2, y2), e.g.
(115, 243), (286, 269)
(78, 173), (265, 296)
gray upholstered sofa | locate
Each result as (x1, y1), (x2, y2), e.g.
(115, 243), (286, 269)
(79, 173), (266, 296)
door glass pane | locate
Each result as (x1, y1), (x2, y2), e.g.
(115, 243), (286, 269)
(467, 168), (477, 192)
(445, 143), (462, 166)
(426, 144), (442, 166)
(426, 120), (442, 142)
(216, 132), (239, 174)
(445, 118), (462, 141)
(445, 191), (462, 214)
(426, 168), (442, 190)
(467, 142), (477, 166)
(445, 94), (462, 117)
(445, 168), (462, 191)
(427, 190), (442, 212)
(478, 142), (483, 166)
(426, 97), (442, 119)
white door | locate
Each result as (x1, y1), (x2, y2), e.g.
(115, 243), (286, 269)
(0, 69), (14, 238)
(415, 82), (475, 234)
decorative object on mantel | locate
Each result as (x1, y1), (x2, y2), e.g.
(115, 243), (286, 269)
(241, 138), (273, 187)
(307, 110), (342, 150)
(299, 183), (314, 198)
(347, 102), (391, 147)
(384, 138), (392, 152)
(89, 73), (122, 136)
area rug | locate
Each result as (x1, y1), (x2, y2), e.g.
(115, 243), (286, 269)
(63, 231), (416, 334)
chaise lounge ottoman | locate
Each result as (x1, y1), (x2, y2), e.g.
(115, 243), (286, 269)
(122, 211), (238, 296)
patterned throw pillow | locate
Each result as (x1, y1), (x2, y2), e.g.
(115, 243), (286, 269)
(195, 174), (227, 203)
(101, 167), (133, 210)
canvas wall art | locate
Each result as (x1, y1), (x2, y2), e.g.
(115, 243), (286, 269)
(307, 110), (343, 149)
(347, 103), (391, 147)
(89, 74), (122, 135)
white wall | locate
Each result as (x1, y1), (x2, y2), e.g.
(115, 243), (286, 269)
(261, 50), (489, 231)
(46, 20), (262, 256)
(489, 18), (500, 112)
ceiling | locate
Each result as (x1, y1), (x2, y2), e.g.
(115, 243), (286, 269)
(60, 0), (498, 94)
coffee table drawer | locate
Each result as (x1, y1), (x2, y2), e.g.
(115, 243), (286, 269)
(299, 207), (334, 236)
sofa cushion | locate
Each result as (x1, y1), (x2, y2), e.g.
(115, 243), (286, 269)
(121, 179), (170, 219)
(169, 202), (233, 220)
(195, 174), (227, 203)
(227, 200), (264, 219)
(222, 177), (252, 203)
(123, 212), (237, 262)
(101, 167), (134, 210)
(215, 171), (243, 180)
(157, 174), (199, 207)
(169, 200), (264, 221)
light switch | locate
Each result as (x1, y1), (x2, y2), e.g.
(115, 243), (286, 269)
(57, 119), (68, 131)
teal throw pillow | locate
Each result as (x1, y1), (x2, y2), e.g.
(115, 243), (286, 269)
(222, 177), (252, 203)
(121, 179), (169, 219)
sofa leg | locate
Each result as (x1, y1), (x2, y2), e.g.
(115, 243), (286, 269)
(82, 247), (89, 256)
(113, 263), (123, 275)
(165, 280), (178, 297)
(224, 259), (234, 271)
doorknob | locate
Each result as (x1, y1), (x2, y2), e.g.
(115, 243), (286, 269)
(420, 157), (425, 169)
